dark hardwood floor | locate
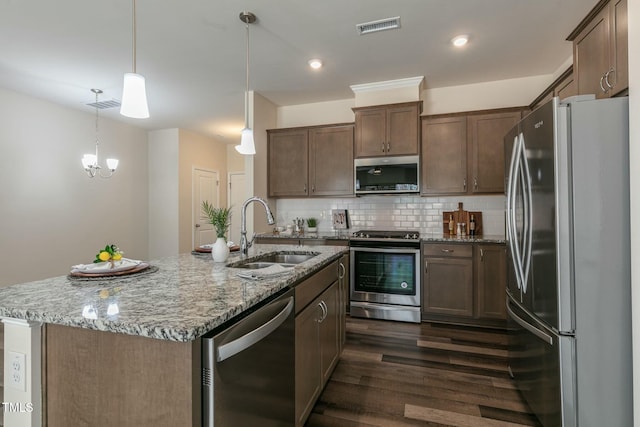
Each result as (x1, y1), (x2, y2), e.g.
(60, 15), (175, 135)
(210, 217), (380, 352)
(307, 316), (541, 427)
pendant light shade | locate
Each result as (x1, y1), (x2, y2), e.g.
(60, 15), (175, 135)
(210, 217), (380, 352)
(236, 128), (256, 155)
(120, 0), (149, 119)
(235, 11), (256, 156)
(121, 72), (149, 118)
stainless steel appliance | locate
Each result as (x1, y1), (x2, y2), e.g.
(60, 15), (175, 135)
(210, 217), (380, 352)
(350, 230), (421, 323)
(505, 95), (632, 426)
(202, 288), (295, 426)
(354, 155), (419, 195)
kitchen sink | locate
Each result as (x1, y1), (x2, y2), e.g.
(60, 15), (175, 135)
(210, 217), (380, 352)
(227, 251), (319, 269)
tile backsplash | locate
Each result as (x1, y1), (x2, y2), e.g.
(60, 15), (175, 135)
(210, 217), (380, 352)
(275, 195), (505, 237)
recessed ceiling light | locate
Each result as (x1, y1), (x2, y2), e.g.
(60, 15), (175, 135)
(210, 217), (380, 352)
(451, 35), (469, 47)
(308, 59), (323, 69)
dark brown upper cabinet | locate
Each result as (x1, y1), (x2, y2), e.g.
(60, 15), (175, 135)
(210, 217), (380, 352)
(353, 102), (421, 158)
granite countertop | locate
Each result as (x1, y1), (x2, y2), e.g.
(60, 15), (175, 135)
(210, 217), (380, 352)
(257, 232), (350, 240)
(421, 234), (506, 244)
(0, 244), (346, 343)
(259, 232), (505, 244)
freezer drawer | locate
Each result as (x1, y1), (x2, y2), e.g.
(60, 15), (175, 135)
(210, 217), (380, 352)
(507, 297), (574, 427)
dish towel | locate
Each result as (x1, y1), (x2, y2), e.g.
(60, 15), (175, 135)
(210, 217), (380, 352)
(237, 264), (295, 280)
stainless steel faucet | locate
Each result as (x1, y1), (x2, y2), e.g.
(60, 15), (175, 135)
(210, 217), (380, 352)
(240, 196), (275, 255)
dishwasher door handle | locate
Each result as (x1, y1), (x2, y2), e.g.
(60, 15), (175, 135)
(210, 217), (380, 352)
(216, 296), (294, 362)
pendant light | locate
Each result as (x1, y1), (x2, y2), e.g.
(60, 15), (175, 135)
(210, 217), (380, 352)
(82, 89), (119, 178)
(120, 0), (149, 119)
(235, 11), (256, 155)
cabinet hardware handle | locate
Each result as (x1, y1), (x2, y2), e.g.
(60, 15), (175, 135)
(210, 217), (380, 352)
(599, 75), (608, 94)
(463, 178), (467, 191)
(312, 185), (315, 193)
(317, 301), (326, 322)
(474, 178), (478, 190)
(425, 260), (428, 273)
(604, 68), (615, 90)
(339, 262), (346, 279)
(321, 301), (328, 321)
(195, 224), (201, 228)
(441, 249), (454, 253)
(381, 141), (385, 153)
(480, 248), (484, 261)
(387, 142), (390, 152)
(304, 183), (307, 193)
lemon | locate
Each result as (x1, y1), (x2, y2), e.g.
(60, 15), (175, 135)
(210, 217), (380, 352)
(98, 251), (111, 262)
(113, 253), (122, 261)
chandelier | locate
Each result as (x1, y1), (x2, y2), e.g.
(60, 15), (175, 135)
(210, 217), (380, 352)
(81, 89), (119, 178)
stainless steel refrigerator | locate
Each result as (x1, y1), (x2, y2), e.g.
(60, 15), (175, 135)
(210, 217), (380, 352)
(504, 95), (632, 426)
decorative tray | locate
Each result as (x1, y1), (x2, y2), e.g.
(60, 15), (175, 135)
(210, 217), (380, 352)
(68, 264), (158, 281)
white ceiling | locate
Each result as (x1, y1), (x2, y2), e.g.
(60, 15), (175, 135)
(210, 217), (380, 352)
(0, 0), (595, 142)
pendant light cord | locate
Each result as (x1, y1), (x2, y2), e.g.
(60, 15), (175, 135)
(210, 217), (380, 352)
(244, 17), (250, 128)
(132, 0), (137, 74)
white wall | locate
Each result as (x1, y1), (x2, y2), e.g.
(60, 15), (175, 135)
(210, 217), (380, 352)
(422, 75), (553, 115)
(277, 98), (355, 129)
(147, 129), (179, 260)
(628, 0), (639, 423)
(0, 87), (148, 287)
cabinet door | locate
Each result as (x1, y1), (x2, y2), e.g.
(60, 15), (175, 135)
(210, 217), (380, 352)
(475, 245), (507, 320)
(268, 129), (309, 197)
(611, 0), (628, 94)
(309, 125), (354, 196)
(295, 300), (322, 426)
(354, 107), (386, 157)
(386, 104), (420, 156)
(319, 281), (340, 384)
(468, 112), (521, 194)
(423, 256), (473, 317)
(555, 74), (577, 100)
(421, 116), (467, 195)
(574, 6), (611, 99)
(338, 255), (349, 350)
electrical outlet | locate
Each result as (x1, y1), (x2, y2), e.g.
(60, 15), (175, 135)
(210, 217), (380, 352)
(8, 351), (26, 392)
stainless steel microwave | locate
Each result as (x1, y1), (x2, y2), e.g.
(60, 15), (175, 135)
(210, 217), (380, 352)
(354, 155), (420, 195)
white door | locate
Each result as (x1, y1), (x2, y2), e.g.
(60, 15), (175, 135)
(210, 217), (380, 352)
(228, 171), (246, 245)
(193, 168), (219, 248)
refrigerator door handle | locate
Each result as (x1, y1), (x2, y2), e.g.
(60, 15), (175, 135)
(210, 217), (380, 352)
(509, 134), (526, 291)
(519, 133), (534, 294)
(507, 298), (553, 345)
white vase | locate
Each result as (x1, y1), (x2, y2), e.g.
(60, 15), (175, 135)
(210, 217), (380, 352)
(211, 237), (230, 263)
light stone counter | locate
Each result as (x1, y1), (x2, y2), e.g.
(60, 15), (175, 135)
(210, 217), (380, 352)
(421, 234), (506, 244)
(0, 244), (347, 342)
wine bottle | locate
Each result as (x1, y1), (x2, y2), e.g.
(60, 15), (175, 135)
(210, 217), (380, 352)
(470, 214), (476, 236)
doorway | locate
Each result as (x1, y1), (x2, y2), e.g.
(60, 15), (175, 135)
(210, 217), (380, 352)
(193, 168), (219, 248)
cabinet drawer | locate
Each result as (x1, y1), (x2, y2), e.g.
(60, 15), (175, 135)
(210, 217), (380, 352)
(422, 244), (472, 258)
(295, 261), (338, 314)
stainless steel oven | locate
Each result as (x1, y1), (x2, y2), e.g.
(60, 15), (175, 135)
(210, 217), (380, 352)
(350, 230), (421, 323)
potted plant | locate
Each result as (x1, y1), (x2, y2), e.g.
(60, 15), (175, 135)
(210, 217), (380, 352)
(306, 217), (318, 234)
(202, 201), (232, 262)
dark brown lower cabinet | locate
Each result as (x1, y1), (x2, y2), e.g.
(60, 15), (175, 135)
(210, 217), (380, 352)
(295, 261), (341, 427)
(422, 242), (507, 327)
(475, 244), (507, 320)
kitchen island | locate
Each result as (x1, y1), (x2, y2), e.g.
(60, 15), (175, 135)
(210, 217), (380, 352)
(0, 244), (347, 427)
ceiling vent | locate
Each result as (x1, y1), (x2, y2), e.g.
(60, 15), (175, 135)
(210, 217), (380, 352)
(86, 99), (121, 109)
(356, 16), (401, 35)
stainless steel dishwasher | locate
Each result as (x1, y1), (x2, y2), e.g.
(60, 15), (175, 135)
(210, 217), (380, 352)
(202, 288), (295, 426)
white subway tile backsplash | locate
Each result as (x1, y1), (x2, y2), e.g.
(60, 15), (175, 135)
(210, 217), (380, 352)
(275, 194), (505, 237)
